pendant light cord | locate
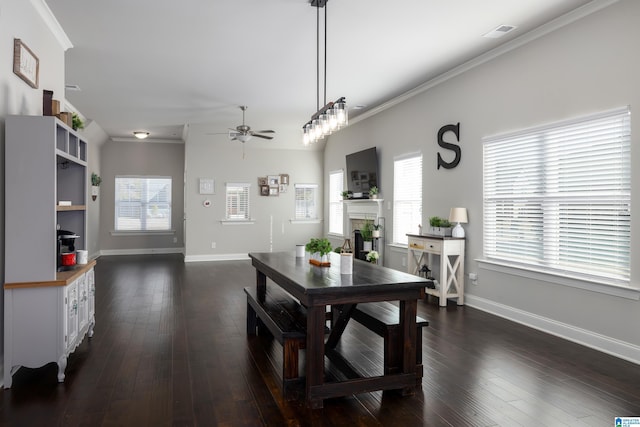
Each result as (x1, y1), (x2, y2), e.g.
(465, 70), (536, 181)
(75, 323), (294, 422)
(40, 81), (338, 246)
(324, 3), (327, 106)
(316, 4), (320, 112)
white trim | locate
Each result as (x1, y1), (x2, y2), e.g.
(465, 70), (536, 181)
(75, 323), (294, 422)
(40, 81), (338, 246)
(184, 253), (250, 262)
(220, 219), (255, 225)
(110, 230), (176, 236)
(477, 259), (639, 300)
(100, 248), (184, 256)
(348, 0), (619, 127)
(465, 294), (640, 366)
(290, 219), (322, 224)
(31, 0), (73, 51)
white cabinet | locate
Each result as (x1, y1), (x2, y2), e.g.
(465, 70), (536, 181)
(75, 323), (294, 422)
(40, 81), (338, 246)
(3, 264), (96, 388)
(4, 115), (95, 388)
(407, 234), (465, 307)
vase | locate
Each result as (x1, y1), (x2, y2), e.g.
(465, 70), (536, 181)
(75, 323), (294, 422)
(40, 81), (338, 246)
(363, 241), (373, 252)
(372, 230), (380, 238)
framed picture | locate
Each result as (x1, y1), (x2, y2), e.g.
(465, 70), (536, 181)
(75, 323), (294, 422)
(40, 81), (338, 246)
(269, 186), (279, 196)
(199, 178), (215, 194)
(280, 174), (289, 185)
(268, 175), (280, 186)
(258, 177), (267, 186)
(279, 184), (287, 193)
(13, 39), (39, 89)
(260, 185), (270, 196)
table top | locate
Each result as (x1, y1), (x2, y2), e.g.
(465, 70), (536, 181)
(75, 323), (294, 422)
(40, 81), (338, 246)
(249, 251), (429, 305)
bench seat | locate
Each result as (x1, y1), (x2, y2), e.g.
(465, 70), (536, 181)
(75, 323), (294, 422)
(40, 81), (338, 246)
(349, 301), (429, 383)
(244, 286), (306, 397)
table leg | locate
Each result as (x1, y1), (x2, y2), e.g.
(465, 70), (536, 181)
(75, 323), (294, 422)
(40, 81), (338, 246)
(399, 299), (417, 395)
(306, 305), (326, 409)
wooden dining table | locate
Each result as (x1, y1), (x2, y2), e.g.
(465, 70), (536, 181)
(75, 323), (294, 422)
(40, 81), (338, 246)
(248, 251), (429, 409)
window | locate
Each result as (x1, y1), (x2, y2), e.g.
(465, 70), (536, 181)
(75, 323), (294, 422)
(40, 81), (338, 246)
(294, 184), (319, 220)
(393, 154), (422, 245)
(225, 183), (250, 220)
(329, 171), (344, 234)
(115, 176), (172, 231)
(483, 107), (631, 285)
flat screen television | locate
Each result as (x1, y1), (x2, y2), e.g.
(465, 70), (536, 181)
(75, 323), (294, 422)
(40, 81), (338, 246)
(346, 147), (378, 198)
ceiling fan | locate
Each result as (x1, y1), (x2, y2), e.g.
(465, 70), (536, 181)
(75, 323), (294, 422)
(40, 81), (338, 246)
(227, 106), (275, 143)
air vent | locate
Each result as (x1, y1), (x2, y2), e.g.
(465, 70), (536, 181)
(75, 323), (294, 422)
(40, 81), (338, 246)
(483, 24), (517, 39)
(65, 84), (81, 91)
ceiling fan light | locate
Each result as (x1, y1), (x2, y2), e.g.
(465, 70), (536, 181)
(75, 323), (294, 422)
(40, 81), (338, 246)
(133, 131), (150, 139)
(237, 134), (251, 143)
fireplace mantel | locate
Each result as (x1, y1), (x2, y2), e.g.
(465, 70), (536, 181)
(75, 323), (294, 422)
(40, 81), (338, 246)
(343, 199), (384, 220)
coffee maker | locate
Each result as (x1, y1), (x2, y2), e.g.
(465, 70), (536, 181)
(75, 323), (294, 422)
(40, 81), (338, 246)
(57, 229), (80, 271)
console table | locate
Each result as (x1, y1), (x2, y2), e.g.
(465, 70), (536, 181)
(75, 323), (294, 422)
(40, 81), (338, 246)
(407, 234), (465, 306)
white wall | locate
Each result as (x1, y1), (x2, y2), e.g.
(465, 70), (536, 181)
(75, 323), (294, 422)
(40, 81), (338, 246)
(325, 0), (640, 362)
(184, 124), (324, 260)
(99, 140), (185, 253)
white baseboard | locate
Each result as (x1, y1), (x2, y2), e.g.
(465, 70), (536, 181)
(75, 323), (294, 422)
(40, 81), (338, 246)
(99, 248), (185, 256)
(184, 253), (250, 262)
(465, 294), (640, 365)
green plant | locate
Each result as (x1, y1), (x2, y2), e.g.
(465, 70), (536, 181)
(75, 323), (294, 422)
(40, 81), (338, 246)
(360, 219), (374, 241)
(366, 250), (379, 262)
(373, 223), (383, 231)
(305, 237), (333, 257)
(72, 113), (84, 131)
(429, 216), (451, 228)
(341, 190), (351, 199)
(91, 173), (102, 186)
(368, 186), (378, 195)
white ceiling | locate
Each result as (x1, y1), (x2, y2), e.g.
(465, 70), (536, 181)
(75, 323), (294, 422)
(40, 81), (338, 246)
(45, 0), (596, 149)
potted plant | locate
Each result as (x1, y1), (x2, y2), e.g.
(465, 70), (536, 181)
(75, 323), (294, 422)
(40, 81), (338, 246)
(72, 113), (84, 131)
(360, 219), (374, 251)
(365, 250), (379, 263)
(341, 190), (351, 200)
(305, 237), (333, 266)
(372, 223), (383, 238)
(368, 186), (379, 199)
(91, 172), (102, 201)
(428, 216), (452, 236)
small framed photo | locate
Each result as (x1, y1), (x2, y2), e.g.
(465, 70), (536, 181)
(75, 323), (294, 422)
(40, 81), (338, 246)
(260, 185), (270, 196)
(279, 184), (287, 193)
(269, 186), (279, 196)
(280, 174), (289, 185)
(13, 39), (39, 89)
(268, 175), (280, 186)
(258, 177), (267, 186)
(199, 178), (215, 194)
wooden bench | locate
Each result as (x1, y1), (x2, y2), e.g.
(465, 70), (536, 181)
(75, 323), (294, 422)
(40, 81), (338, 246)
(244, 286), (306, 397)
(347, 301), (429, 384)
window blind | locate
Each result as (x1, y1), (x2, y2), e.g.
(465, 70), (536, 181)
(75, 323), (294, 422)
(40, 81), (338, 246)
(294, 184), (318, 220)
(393, 154), (422, 245)
(225, 183), (250, 220)
(329, 171), (344, 234)
(483, 107), (631, 284)
(115, 176), (172, 231)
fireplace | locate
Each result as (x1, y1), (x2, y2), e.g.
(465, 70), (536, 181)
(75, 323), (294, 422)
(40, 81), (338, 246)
(343, 199), (385, 263)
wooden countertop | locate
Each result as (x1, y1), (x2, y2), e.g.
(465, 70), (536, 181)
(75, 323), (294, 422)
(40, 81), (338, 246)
(4, 260), (97, 289)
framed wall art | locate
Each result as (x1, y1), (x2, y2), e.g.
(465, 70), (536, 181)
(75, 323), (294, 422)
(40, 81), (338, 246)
(13, 39), (39, 89)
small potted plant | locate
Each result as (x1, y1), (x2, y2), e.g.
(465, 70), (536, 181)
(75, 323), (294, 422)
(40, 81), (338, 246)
(341, 190), (351, 200)
(366, 250), (379, 263)
(368, 186), (379, 199)
(360, 219), (374, 251)
(428, 216), (452, 236)
(372, 223), (383, 238)
(91, 172), (102, 201)
(72, 113), (84, 131)
(306, 237), (333, 266)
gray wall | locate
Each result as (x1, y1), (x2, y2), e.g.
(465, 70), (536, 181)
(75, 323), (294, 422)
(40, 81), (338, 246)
(183, 124), (324, 260)
(99, 141), (185, 253)
(324, 0), (640, 362)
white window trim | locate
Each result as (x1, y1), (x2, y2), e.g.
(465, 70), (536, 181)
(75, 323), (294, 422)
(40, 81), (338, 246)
(114, 175), (172, 232)
(329, 169), (345, 236)
(224, 182), (251, 221)
(293, 183), (319, 221)
(392, 152), (423, 245)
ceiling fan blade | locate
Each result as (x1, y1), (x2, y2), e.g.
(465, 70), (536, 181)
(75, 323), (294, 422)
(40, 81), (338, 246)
(252, 133), (274, 140)
(253, 130), (275, 134)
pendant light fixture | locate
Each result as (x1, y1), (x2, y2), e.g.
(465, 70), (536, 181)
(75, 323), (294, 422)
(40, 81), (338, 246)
(302, 0), (347, 146)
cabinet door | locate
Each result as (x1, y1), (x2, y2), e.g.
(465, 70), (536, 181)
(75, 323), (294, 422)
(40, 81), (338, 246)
(64, 281), (79, 350)
(87, 268), (95, 319)
(77, 275), (88, 333)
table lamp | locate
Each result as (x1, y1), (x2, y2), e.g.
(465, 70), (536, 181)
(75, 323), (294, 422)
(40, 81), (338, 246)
(449, 207), (468, 238)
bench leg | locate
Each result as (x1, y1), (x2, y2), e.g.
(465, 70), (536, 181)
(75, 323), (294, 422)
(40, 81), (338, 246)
(282, 339), (300, 380)
(246, 301), (257, 335)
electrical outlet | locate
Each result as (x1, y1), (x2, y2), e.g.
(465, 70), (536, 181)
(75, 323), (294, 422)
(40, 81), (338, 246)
(211, 242), (216, 249)
(468, 273), (477, 281)
(173, 237), (177, 243)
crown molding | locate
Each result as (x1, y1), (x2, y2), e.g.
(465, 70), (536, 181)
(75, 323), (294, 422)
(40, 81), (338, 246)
(30, 0), (73, 51)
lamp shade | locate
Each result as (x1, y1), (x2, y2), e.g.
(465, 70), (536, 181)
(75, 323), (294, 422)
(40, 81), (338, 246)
(449, 207), (468, 224)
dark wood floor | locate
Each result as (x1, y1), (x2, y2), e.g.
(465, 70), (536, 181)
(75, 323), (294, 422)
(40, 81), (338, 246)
(1, 254), (639, 426)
